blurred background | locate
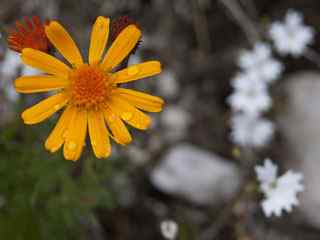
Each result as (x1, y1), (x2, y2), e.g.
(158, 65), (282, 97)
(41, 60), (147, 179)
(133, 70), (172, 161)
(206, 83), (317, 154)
(1, 0), (320, 239)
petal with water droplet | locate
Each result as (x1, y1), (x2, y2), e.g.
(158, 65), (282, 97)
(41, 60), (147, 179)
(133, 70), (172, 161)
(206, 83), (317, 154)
(63, 109), (87, 161)
(112, 61), (161, 84)
(108, 96), (151, 130)
(114, 88), (164, 112)
(104, 107), (132, 145)
(45, 106), (77, 153)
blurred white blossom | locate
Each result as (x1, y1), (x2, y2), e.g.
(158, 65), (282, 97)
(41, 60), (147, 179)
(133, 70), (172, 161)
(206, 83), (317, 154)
(126, 145), (150, 165)
(228, 73), (272, 115)
(231, 114), (274, 147)
(238, 42), (283, 83)
(239, 42), (271, 69)
(269, 9), (315, 57)
(255, 159), (304, 217)
(160, 220), (178, 240)
(0, 51), (23, 102)
(1, 50), (21, 77)
(157, 70), (179, 98)
(161, 105), (190, 140)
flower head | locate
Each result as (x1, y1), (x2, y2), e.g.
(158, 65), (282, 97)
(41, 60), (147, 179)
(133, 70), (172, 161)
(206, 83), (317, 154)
(238, 42), (272, 69)
(230, 113), (274, 147)
(7, 16), (51, 53)
(238, 42), (283, 83)
(15, 17), (164, 161)
(269, 10), (315, 57)
(255, 159), (304, 217)
(228, 72), (272, 115)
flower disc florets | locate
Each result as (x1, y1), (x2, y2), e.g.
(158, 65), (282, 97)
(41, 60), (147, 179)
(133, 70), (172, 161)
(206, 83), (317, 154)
(69, 64), (111, 108)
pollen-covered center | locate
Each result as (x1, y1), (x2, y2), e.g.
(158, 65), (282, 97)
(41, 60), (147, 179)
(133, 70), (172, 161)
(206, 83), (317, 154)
(69, 64), (110, 108)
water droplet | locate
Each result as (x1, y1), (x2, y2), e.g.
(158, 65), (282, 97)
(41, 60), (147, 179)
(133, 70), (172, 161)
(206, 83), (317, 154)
(91, 141), (97, 147)
(54, 104), (60, 110)
(127, 66), (139, 76)
(67, 141), (77, 150)
(121, 112), (133, 121)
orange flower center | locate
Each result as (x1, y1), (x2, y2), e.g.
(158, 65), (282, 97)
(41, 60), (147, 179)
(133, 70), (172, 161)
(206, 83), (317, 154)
(69, 64), (111, 108)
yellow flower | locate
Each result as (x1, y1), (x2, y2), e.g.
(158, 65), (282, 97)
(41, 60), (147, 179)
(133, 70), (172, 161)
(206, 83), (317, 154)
(14, 16), (164, 161)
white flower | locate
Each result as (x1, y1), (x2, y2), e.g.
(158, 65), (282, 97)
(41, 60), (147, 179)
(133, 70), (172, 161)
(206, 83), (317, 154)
(161, 105), (191, 141)
(228, 73), (272, 115)
(231, 114), (274, 147)
(249, 59), (283, 84)
(239, 42), (272, 69)
(255, 159), (304, 217)
(269, 9), (315, 57)
(160, 220), (178, 240)
(255, 158), (277, 185)
(0, 50), (21, 77)
(238, 42), (283, 83)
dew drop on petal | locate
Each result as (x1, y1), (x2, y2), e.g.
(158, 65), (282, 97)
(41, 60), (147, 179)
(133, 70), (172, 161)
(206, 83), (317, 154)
(127, 66), (139, 76)
(67, 141), (77, 150)
(121, 112), (133, 120)
(54, 104), (61, 110)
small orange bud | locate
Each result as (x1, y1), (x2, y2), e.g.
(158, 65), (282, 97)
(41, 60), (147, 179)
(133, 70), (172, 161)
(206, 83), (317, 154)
(7, 16), (51, 53)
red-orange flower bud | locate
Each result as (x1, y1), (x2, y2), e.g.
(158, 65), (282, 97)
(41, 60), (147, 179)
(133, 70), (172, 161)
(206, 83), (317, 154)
(7, 16), (51, 53)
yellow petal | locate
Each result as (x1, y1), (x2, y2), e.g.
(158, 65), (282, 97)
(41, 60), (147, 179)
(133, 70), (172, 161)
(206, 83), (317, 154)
(103, 106), (132, 145)
(88, 109), (111, 158)
(112, 61), (161, 84)
(21, 93), (69, 125)
(21, 48), (70, 78)
(63, 109), (87, 161)
(101, 25), (141, 71)
(89, 17), (110, 65)
(45, 21), (83, 67)
(45, 105), (77, 153)
(15, 75), (69, 93)
(113, 88), (164, 112)
(108, 96), (151, 130)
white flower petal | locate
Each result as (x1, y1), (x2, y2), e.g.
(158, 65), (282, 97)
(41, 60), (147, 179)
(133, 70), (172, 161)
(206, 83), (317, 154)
(256, 159), (304, 217)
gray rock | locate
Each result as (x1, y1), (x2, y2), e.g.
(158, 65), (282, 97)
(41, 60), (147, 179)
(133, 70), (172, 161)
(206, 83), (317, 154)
(150, 144), (241, 205)
(278, 71), (320, 228)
